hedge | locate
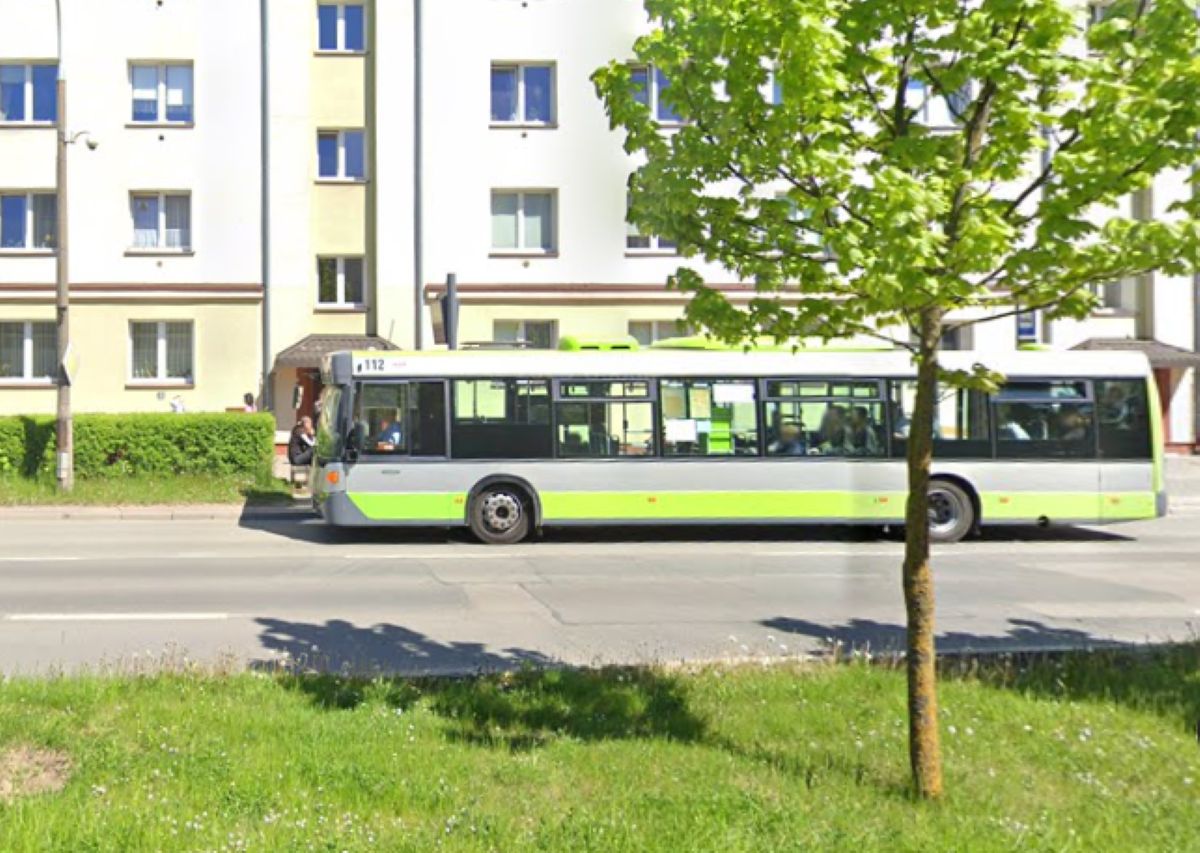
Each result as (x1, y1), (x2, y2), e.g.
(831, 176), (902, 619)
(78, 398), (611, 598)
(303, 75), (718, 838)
(0, 413), (275, 479)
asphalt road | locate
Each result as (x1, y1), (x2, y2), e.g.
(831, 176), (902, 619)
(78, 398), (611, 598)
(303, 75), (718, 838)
(2, 495), (1199, 676)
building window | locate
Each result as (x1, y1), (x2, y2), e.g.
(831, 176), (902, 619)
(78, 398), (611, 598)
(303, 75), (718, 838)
(317, 257), (366, 307)
(625, 193), (676, 253)
(628, 320), (689, 345)
(317, 130), (366, 180)
(0, 63), (56, 123)
(0, 193), (56, 250)
(493, 319), (556, 349)
(630, 64), (683, 124)
(490, 63), (555, 125)
(0, 321), (55, 382)
(130, 193), (191, 250)
(1093, 278), (1137, 312)
(317, 3), (365, 52)
(905, 79), (971, 127)
(490, 190), (555, 253)
(129, 321), (193, 383)
(130, 63), (194, 124)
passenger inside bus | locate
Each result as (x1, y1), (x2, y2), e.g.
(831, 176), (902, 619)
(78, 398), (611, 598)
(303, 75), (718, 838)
(843, 406), (881, 456)
(767, 421), (807, 455)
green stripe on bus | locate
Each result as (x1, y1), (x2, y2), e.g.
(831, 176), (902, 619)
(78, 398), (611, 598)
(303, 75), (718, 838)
(540, 491), (907, 520)
(349, 492), (466, 521)
(347, 489), (1159, 524)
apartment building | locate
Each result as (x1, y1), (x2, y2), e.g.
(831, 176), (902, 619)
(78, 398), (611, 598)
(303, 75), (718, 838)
(2, 0), (1197, 449)
(0, 0), (262, 417)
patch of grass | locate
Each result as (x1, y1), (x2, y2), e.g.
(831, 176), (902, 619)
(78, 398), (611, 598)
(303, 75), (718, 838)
(0, 648), (1198, 851)
(0, 471), (293, 506)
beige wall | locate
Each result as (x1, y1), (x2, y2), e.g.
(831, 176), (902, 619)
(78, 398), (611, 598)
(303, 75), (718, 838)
(0, 300), (259, 415)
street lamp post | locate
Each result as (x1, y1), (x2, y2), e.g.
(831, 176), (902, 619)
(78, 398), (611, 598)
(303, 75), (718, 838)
(54, 0), (73, 492)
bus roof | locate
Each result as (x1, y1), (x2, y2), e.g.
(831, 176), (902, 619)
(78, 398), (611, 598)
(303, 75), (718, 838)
(328, 348), (1153, 382)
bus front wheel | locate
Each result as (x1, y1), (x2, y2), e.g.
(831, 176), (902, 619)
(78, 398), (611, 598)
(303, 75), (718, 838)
(928, 480), (975, 544)
(469, 485), (531, 545)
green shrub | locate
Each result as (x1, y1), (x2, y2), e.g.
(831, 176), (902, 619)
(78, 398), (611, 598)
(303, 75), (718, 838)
(0, 413), (274, 479)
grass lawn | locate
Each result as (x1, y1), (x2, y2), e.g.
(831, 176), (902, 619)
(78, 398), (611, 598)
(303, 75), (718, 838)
(1, 647), (1198, 851)
(0, 472), (294, 506)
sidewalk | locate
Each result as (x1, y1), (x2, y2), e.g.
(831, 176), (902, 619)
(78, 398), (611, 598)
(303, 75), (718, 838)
(1165, 455), (1200, 504)
(0, 502), (315, 522)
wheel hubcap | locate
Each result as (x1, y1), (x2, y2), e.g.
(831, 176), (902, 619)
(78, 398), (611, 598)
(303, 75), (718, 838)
(928, 490), (959, 534)
(481, 492), (521, 532)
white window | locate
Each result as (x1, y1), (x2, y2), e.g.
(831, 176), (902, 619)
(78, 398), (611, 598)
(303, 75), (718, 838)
(493, 319), (557, 349)
(905, 79), (971, 128)
(0, 321), (56, 382)
(0, 193), (56, 250)
(628, 320), (690, 346)
(317, 257), (366, 307)
(0, 63), (56, 123)
(317, 130), (366, 180)
(630, 64), (683, 124)
(625, 193), (676, 253)
(317, 3), (365, 52)
(130, 63), (194, 124)
(491, 190), (556, 253)
(1093, 278), (1138, 312)
(130, 193), (191, 250)
(490, 63), (555, 125)
(129, 321), (193, 383)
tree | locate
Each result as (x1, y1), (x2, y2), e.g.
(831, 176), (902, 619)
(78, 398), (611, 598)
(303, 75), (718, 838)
(595, 0), (1200, 798)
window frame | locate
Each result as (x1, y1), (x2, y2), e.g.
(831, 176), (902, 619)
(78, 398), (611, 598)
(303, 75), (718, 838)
(629, 63), (685, 126)
(127, 320), (194, 386)
(316, 256), (368, 309)
(489, 62), (556, 127)
(625, 192), (677, 255)
(0, 320), (56, 384)
(316, 129), (367, 181)
(489, 189), (558, 255)
(0, 63), (57, 124)
(552, 377), (660, 459)
(492, 319), (558, 349)
(128, 61), (194, 126)
(0, 191), (56, 252)
(316, 3), (367, 54)
(449, 377), (553, 460)
(761, 377), (888, 461)
(128, 191), (192, 253)
(627, 320), (690, 346)
(658, 377), (763, 459)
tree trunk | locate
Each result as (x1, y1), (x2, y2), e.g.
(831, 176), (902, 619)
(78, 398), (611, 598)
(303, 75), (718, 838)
(903, 308), (944, 799)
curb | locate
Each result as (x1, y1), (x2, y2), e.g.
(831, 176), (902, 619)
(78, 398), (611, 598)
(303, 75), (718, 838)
(0, 504), (316, 522)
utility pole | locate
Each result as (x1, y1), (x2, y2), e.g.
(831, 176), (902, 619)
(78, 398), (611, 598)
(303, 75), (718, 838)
(55, 0), (73, 492)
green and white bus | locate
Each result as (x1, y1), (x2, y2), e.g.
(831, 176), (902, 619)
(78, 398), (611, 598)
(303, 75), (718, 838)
(311, 346), (1165, 543)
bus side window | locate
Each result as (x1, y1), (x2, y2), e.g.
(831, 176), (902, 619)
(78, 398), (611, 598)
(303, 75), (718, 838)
(1096, 379), (1151, 459)
(888, 381), (990, 459)
(451, 379), (553, 459)
(994, 381), (1095, 459)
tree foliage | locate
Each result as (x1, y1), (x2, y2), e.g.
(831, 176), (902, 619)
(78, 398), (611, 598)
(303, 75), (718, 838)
(595, 0), (1200, 799)
(595, 0), (1200, 350)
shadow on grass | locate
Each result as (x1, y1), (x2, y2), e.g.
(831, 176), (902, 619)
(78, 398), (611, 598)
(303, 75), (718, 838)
(252, 617), (707, 749)
(765, 614), (1200, 732)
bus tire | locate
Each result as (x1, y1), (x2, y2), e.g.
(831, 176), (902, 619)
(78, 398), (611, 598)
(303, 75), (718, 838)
(469, 484), (531, 545)
(928, 479), (975, 544)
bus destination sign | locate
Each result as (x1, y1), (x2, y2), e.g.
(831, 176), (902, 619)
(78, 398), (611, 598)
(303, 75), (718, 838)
(353, 355), (406, 376)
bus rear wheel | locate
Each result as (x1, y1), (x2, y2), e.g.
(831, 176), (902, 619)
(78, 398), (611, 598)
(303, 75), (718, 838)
(469, 485), (531, 545)
(927, 479), (975, 544)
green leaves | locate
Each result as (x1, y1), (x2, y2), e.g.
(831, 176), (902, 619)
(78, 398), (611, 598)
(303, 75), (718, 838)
(594, 0), (1200, 354)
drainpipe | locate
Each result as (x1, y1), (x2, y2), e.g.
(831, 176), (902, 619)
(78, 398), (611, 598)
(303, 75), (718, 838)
(259, 0), (272, 409)
(1193, 161), (1200, 452)
(412, 0), (424, 349)
(365, 0), (378, 337)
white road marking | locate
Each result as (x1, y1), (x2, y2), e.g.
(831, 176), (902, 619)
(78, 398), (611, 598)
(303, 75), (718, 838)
(0, 556), (82, 563)
(3, 612), (231, 622)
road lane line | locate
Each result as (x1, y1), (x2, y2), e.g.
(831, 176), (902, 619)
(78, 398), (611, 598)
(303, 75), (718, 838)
(3, 612), (231, 622)
(0, 557), (82, 563)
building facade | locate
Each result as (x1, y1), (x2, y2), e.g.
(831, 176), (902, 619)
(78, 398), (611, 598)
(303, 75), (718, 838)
(2, 0), (1197, 449)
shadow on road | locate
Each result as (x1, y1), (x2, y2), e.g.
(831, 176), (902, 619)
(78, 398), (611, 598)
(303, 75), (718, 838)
(252, 616), (552, 676)
(237, 513), (1133, 546)
(251, 616), (707, 749)
(761, 616), (1128, 655)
